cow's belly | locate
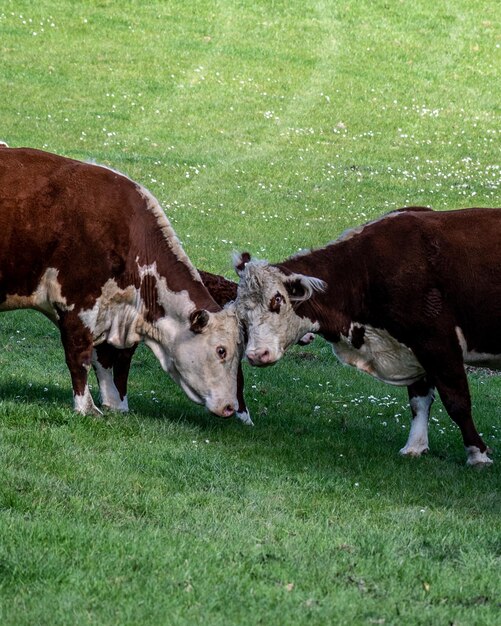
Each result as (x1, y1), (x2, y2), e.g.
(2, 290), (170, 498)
(332, 324), (425, 386)
(456, 327), (501, 370)
(0, 268), (70, 323)
(464, 354), (501, 368)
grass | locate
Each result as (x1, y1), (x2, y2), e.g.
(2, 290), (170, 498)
(1, 1), (500, 624)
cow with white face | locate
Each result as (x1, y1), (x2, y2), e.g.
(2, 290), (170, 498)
(0, 147), (243, 418)
(235, 207), (501, 466)
(235, 260), (325, 366)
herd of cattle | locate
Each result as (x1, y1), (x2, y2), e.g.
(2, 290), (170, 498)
(0, 146), (498, 466)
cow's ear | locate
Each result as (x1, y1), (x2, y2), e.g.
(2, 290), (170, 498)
(233, 251), (252, 277)
(189, 309), (210, 333)
(284, 274), (326, 302)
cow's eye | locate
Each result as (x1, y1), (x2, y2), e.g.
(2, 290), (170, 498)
(216, 346), (227, 360)
(269, 292), (284, 313)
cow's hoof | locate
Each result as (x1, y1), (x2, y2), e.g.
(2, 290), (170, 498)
(102, 404), (129, 413)
(466, 446), (493, 466)
(76, 406), (103, 417)
(399, 445), (429, 457)
(236, 410), (254, 426)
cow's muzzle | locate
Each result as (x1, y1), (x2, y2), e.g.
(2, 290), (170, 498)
(206, 400), (236, 419)
(246, 347), (277, 367)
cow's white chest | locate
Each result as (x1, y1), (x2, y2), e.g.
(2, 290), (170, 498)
(332, 324), (425, 386)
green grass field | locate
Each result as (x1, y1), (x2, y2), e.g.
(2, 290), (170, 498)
(1, 1), (500, 624)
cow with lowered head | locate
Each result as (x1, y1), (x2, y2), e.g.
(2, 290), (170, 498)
(234, 207), (501, 466)
(0, 146), (243, 418)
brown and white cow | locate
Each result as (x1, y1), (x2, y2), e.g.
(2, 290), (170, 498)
(235, 207), (501, 465)
(0, 146), (244, 418)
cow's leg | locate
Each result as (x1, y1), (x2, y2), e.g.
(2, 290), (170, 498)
(400, 378), (435, 457)
(235, 363), (253, 425)
(433, 369), (492, 466)
(412, 336), (492, 466)
(93, 344), (136, 412)
(111, 346), (136, 409)
(58, 312), (101, 415)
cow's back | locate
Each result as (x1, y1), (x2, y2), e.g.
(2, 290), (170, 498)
(281, 207), (501, 353)
(340, 208), (501, 354)
(363, 207), (501, 306)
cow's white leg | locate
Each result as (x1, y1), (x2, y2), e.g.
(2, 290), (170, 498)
(93, 356), (129, 412)
(400, 383), (434, 457)
(73, 384), (102, 416)
(297, 332), (315, 346)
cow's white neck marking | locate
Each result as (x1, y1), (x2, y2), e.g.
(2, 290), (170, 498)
(138, 186), (201, 283)
(333, 323), (425, 386)
(78, 279), (142, 347)
(77, 262), (197, 350)
(137, 260), (194, 319)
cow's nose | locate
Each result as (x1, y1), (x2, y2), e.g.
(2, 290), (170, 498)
(221, 404), (235, 418)
(247, 348), (272, 366)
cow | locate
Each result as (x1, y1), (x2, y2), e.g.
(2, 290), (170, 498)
(0, 146), (244, 418)
(234, 207), (501, 466)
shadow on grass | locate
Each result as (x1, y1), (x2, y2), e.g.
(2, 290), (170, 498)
(0, 376), (215, 425)
(0, 379), (71, 406)
(1, 370), (499, 517)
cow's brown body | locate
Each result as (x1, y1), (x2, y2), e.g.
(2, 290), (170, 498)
(235, 208), (501, 465)
(0, 147), (243, 418)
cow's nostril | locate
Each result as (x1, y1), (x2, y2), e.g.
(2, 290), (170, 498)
(246, 350), (258, 364)
(257, 348), (271, 363)
(222, 404), (235, 418)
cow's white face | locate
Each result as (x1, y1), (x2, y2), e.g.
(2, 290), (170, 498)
(145, 305), (244, 417)
(234, 259), (324, 366)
